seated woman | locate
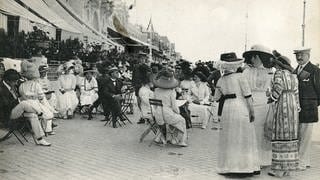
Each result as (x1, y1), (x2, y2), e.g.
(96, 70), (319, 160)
(138, 71), (154, 124)
(152, 70), (188, 147)
(188, 71), (211, 129)
(178, 68), (195, 101)
(57, 62), (79, 119)
(79, 66), (98, 113)
(18, 61), (55, 136)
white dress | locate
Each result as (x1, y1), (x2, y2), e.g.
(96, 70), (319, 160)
(57, 74), (78, 116)
(189, 82), (211, 128)
(154, 88), (187, 144)
(243, 66), (273, 166)
(79, 77), (99, 106)
(213, 73), (259, 173)
(138, 85), (154, 119)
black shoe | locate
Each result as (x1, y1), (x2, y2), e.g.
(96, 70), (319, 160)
(253, 171), (260, 175)
(112, 123), (117, 128)
(52, 123), (58, 128)
(137, 118), (145, 124)
(87, 116), (92, 120)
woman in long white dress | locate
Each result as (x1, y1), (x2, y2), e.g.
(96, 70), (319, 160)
(57, 62), (78, 119)
(189, 71), (211, 129)
(213, 52), (259, 175)
(153, 70), (188, 147)
(242, 45), (274, 167)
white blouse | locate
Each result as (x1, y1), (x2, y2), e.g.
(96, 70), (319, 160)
(191, 82), (210, 104)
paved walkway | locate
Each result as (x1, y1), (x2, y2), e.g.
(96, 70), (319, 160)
(0, 111), (320, 180)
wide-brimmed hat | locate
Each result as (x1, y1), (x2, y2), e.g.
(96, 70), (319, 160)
(153, 69), (179, 89)
(243, 44), (274, 67)
(44, 88), (55, 95)
(63, 61), (74, 71)
(220, 52), (244, 64)
(83, 65), (97, 75)
(293, 47), (311, 54)
(21, 60), (40, 80)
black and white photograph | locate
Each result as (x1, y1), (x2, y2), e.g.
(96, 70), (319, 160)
(0, 0), (320, 179)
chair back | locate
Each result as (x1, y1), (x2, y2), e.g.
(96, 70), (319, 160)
(121, 89), (134, 112)
(149, 99), (165, 125)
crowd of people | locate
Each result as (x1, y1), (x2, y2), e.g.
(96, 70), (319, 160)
(0, 44), (319, 178)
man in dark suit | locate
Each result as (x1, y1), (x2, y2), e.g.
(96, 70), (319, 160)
(99, 67), (123, 128)
(293, 47), (320, 170)
(0, 69), (20, 127)
(0, 69), (51, 146)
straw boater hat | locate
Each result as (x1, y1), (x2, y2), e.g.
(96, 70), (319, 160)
(293, 47), (311, 54)
(243, 44), (274, 67)
(153, 69), (179, 89)
(21, 60), (40, 80)
(108, 66), (119, 75)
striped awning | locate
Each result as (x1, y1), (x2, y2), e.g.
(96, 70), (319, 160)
(0, 0), (51, 27)
(19, 0), (81, 33)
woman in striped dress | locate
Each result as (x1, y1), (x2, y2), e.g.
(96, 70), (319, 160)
(267, 55), (300, 177)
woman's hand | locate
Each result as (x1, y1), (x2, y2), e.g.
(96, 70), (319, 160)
(297, 106), (301, 112)
(249, 111), (255, 123)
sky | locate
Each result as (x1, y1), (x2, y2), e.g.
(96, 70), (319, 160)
(127, 0), (320, 66)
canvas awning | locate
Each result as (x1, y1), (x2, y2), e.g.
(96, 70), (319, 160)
(0, 0), (51, 27)
(19, 0), (81, 33)
(107, 26), (158, 50)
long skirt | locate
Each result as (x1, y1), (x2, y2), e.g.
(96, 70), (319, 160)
(189, 103), (210, 128)
(217, 98), (259, 173)
(271, 140), (299, 171)
(57, 90), (79, 116)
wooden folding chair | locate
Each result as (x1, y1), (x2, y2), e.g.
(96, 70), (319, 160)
(140, 99), (181, 147)
(1, 112), (44, 145)
(104, 90), (134, 127)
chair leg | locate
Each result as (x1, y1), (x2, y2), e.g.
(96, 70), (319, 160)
(11, 131), (24, 145)
(17, 129), (28, 142)
(104, 120), (110, 126)
(139, 126), (153, 143)
(25, 121), (37, 144)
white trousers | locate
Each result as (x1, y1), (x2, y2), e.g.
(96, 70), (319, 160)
(298, 123), (313, 167)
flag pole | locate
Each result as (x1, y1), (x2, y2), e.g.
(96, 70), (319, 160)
(244, 5), (249, 51)
(302, 0), (306, 47)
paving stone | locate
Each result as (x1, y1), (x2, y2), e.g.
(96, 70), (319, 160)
(0, 111), (319, 180)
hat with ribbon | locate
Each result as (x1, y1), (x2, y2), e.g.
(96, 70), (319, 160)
(153, 69), (180, 89)
(220, 52), (244, 64)
(243, 44), (274, 67)
(38, 65), (49, 73)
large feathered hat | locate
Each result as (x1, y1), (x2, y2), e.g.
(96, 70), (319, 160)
(21, 60), (40, 80)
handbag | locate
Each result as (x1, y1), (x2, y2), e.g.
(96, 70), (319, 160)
(264, 103), (275, 141)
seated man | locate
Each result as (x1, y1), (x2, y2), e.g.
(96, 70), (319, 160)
(101, 67), (124, 128)
(0, 69), (51, 146)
